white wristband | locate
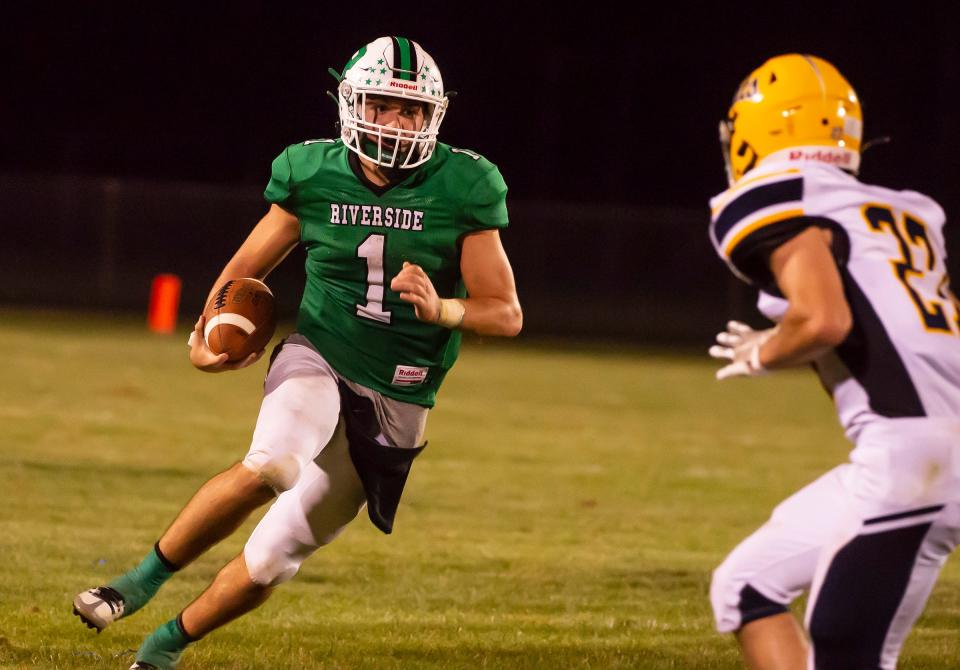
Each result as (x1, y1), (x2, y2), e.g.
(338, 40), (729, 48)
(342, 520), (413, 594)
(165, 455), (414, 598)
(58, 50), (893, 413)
(436, 299), (465, 329)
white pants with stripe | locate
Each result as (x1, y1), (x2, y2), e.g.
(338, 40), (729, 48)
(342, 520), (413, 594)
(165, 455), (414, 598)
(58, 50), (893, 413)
(710, 418), (960, 669)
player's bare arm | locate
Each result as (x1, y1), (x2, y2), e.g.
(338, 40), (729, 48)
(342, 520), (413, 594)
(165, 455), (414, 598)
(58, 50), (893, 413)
(458, 229), (522, 336)
(710, 227), (852, 378)
(759, 227), (852, 368)
(190, 204), (300, 372)
(390, 229), (522, 337)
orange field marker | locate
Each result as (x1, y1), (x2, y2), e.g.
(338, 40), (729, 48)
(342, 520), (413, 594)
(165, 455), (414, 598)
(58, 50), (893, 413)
(148, 274), (182, 334)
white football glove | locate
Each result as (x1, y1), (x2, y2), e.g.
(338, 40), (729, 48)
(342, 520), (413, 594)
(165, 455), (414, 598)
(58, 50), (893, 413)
(709, 320), (778, 380)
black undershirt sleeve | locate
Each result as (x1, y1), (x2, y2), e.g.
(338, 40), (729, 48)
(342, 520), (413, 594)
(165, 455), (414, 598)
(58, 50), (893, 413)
(729, 215), (850, 293)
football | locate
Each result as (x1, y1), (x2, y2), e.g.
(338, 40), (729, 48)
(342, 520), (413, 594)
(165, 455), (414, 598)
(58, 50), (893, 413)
(203, 278), (277, 362)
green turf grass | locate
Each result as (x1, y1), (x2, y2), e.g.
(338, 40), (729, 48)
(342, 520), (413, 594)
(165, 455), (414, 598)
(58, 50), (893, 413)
(0, 309), (957, 668)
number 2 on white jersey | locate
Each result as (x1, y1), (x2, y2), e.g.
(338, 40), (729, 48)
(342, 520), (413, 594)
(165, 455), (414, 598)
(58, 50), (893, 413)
(863, 205), (960, 335)
(356, 234), (392, 324)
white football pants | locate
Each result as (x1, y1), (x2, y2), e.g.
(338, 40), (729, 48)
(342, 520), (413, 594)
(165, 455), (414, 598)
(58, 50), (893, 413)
(241, 335), (427, 586)
(710, 418), (960, 669)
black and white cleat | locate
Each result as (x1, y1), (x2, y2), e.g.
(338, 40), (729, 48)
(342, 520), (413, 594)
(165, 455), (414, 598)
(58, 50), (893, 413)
(73, 586), (126, 632)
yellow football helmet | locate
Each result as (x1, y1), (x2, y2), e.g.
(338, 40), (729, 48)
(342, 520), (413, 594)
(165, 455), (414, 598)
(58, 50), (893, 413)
(720, 54), (863, 186)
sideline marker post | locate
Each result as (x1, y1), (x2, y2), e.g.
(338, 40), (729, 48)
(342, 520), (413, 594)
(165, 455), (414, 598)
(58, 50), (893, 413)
(148, 274), (182, 334)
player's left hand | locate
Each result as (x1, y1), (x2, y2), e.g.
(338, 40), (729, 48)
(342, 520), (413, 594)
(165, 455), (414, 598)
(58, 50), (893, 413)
(709, 320), (778, 380)
(391, 261), (441, 323)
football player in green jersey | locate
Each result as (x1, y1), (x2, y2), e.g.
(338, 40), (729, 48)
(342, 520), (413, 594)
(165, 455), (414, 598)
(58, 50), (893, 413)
(73, 36), (522, 670)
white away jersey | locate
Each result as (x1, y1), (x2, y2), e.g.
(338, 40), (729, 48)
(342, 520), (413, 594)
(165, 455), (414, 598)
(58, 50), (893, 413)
(709, 159), (960, 439)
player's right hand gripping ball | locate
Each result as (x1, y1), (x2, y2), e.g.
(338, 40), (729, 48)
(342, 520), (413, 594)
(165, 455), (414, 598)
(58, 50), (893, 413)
(203, 278), (277, 361)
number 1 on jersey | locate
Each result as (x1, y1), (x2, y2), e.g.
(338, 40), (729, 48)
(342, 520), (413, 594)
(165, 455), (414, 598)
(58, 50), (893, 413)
(356, 234), (392, 324)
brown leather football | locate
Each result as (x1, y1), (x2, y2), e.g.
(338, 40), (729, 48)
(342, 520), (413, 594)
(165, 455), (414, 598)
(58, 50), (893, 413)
(203, 278), (277, 362)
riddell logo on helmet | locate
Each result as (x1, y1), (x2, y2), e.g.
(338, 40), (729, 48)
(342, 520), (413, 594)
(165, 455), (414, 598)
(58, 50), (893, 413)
(389, 80), (420, 91)
(788, 149), (853, 166)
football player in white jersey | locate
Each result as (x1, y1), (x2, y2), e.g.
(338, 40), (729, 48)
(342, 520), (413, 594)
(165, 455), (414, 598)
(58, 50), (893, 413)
(707, 54), (960, 669)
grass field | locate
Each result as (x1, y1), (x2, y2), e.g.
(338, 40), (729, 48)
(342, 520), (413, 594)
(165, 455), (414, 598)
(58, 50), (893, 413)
(0, 308), (957, 669)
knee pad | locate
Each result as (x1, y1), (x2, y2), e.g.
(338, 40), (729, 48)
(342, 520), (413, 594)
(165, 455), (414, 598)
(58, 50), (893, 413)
(242, 453), (301, 494)
(243, 539), (302, 587)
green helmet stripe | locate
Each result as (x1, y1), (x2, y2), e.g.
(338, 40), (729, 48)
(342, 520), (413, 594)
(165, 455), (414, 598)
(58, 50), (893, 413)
(392, 36), (414, 80)
(342, 45), (367, 76)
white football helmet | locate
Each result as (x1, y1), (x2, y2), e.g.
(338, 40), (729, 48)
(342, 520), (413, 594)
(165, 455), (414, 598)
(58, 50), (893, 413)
(337, 36), (448, 168)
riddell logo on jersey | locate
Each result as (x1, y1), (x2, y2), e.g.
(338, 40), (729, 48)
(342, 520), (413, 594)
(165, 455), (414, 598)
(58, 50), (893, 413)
(788, 150), (852, 166)
(392, 365), (428, 386)
(389, 80), (420, 91)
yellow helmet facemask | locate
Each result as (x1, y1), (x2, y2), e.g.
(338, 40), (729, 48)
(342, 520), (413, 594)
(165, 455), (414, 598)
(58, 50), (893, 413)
(720, 54), (863, 186)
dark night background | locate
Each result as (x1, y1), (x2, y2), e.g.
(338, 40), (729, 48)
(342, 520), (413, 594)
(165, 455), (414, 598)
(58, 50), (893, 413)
(3, 2), (960, 341)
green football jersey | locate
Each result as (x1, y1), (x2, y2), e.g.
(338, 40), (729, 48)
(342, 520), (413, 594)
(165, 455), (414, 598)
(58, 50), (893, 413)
(264, 140), (509, 407)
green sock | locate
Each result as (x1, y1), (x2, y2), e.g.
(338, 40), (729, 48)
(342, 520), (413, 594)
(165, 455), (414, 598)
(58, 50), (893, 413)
(107, 543), (178, 616)
(135, 616), (194, 670)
